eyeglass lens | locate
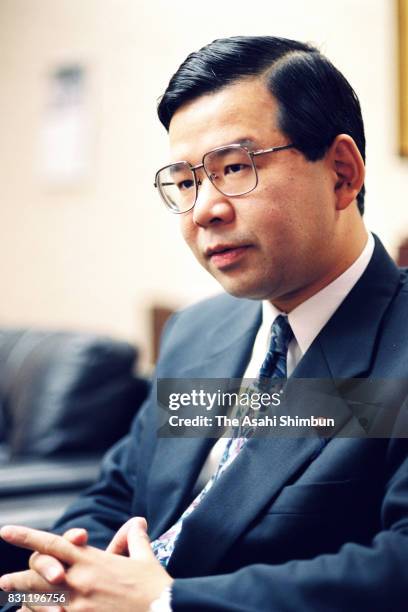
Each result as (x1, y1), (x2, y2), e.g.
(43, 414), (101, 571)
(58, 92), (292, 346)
(156, 146), (257, 213)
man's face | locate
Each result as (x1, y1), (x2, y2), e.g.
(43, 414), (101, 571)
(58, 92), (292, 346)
(168, 79), (339, 308)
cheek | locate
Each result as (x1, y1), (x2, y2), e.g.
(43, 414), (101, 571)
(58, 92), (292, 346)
(261, 174), (327, 226)
(246, 181), (298, 236)
(180, 217), (199, 253)
(249, 186), (317, 255)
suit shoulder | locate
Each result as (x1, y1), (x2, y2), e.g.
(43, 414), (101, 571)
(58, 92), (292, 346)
(391, 267), (408, 307)
(157, 293), (257, 358)
(176, 293), (249, 321)
(399, 267), (408, 292)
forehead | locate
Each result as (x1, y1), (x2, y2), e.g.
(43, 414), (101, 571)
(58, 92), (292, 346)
(168, 78), (283, 162)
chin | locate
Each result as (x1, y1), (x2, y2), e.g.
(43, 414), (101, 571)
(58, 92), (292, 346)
(219, 281), (271, 301)
(209, 266), (281, 300)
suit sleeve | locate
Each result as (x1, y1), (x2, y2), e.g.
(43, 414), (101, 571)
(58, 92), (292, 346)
(52, 312), (182, 549)
(172, 437), (408, 612)
(52, 401), (149, 549)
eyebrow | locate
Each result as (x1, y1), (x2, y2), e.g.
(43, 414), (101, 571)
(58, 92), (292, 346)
(169, 162), (189, 174)
(168, 138), (259, 166)
(233, 138), (257, 149)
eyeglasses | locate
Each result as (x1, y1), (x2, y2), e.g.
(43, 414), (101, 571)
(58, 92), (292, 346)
(154, 143), (294, 214)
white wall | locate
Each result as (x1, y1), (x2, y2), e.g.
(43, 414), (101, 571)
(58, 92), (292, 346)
(0, 0), (407, 364)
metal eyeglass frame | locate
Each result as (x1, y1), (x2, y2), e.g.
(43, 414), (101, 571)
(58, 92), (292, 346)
(154, 142), (295, 214)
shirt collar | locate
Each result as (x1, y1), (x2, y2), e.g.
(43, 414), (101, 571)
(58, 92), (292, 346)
(262, 232), (375, 356)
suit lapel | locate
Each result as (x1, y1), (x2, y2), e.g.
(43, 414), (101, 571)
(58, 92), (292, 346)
(168, 434), (322, 575)
(302, 235), (401, 380)
(147, 299), (262, 539)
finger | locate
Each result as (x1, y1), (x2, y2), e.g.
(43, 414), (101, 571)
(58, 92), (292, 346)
(106, 518), (140, 555)
(63, 528), (88, 546)
(127, 517), (152, 560)
(0, 526), (79, 565)
(28, 528), (89, 584)
(0, 569), (51, 592)
(29, 551), (65, 584)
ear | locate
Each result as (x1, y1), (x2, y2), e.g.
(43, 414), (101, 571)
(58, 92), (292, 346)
(327, 134), (365, 211)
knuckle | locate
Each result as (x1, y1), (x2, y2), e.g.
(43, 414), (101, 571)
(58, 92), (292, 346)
(66, 567), (94, 596)
(44, 534), (61, 554)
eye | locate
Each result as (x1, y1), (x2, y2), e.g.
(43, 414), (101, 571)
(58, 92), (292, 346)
(177, 179), (195, 191)
(224, 163), (249, 175)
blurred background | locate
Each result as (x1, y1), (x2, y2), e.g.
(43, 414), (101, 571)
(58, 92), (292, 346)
(0, 0), (407, 367)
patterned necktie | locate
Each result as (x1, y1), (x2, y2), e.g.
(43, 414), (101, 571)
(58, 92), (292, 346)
(225, 314), (293, 453)
(259, 314), (294, 379)
(151, 314), (293, 566)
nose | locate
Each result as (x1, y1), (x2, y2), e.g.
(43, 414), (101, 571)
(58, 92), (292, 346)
(192, 175), (235, 227)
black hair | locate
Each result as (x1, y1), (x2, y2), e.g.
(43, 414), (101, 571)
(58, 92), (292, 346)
(157, 36), (366, 214)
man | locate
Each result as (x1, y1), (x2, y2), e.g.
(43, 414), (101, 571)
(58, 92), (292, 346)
(1, 36), (407, 612)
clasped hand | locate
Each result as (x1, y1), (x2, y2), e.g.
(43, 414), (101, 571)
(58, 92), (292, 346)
(0, 517), (173, 612)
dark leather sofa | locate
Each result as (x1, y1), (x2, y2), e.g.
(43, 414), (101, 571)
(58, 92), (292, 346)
(0, 328), (149, 574)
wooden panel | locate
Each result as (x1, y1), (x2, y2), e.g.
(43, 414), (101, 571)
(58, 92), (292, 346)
(397, 237), (408, 265)
(398, 0), (408, 155)
(151, 305), (175, 364)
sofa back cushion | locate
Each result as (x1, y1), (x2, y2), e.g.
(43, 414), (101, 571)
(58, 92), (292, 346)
(0, 329), (148, 458)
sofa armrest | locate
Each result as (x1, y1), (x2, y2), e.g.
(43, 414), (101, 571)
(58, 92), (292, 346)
(0, 456), (103, 574)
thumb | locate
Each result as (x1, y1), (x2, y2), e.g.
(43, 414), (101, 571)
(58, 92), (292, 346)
(127, 517), (152, 560)
(106, 518), (136, 555)
(106, 517), (148, 556)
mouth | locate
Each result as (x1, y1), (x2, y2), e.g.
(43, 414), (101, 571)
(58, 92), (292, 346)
(205, 244), (251, 269)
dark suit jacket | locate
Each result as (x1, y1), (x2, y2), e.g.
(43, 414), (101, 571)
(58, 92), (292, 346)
(54, 237), (408, 611)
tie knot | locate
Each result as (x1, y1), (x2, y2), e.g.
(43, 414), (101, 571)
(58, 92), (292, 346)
(269, 315), (294, 356)
(257, 314), (294, 381)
